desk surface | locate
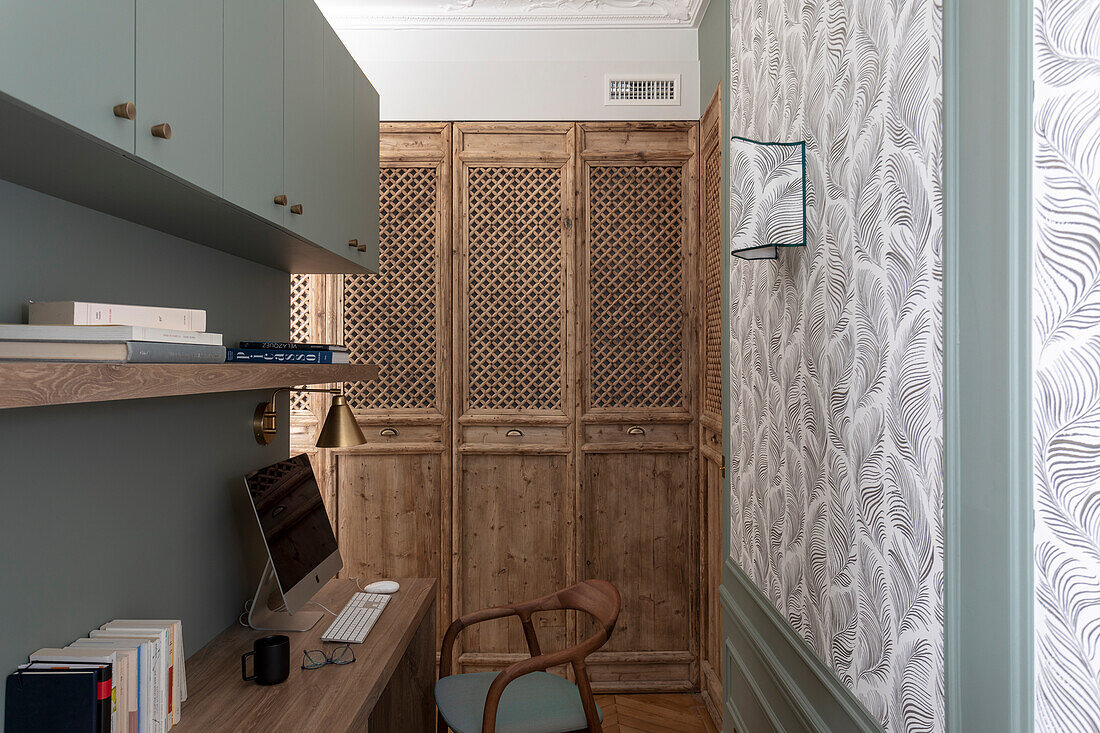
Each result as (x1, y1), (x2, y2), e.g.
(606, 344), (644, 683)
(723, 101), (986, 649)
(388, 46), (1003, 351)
(174, 578), (436, 732)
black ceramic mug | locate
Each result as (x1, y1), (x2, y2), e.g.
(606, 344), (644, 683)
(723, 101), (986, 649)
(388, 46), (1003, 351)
(241, 634), (290, 685)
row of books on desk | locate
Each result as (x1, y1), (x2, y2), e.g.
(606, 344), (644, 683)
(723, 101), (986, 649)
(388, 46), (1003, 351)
(5, 619), (185, 733)
(0, 301), (349, 364)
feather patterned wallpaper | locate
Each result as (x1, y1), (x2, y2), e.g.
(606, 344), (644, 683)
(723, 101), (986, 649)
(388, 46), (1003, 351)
(726, 0), (944, 731)
(1033, 0), (1100, 730)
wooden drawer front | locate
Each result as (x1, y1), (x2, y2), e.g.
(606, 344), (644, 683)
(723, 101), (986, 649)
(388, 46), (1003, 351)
(355, 424), (443, 445)
(463, 425), (568, 445)
(585, 422), (689, 445)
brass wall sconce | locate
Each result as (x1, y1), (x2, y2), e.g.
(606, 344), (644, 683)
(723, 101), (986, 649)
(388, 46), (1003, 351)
(253, 388), (367, 447)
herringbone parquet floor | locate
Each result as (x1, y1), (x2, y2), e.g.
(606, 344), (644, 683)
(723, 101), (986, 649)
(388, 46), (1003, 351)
(594, 694), (720, 733)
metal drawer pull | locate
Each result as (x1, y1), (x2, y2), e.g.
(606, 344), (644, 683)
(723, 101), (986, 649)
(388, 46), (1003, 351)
(380, 428), (398, 437)
(627, 426), (646, 436)
(505, 429), (524, 437)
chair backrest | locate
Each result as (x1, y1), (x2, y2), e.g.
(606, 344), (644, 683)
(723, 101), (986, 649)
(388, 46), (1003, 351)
(512, 579), (621, 657)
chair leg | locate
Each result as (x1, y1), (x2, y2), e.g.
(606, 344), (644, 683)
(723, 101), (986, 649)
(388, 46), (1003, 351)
(437, 710), (449, 733)
(572, 660), (602, 733)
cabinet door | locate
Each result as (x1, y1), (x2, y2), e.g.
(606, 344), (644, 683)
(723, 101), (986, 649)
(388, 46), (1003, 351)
(0, 1), (135, 151)
(352, 72), (381, 272)
(136, 0), (223, 193)
(283, 0), (324, 242)
(453, 123), (577, 675)
(224, 0), (284, 223)
(699, 90), (725, 725)
(319, 24), (355, 254)
(577, 122), (698, 691)
(294, 124), (452, 649)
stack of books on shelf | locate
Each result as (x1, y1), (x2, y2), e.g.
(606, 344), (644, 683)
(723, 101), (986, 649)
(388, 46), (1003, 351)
(226, 341), (349, 364)
(5, 619), (186, 733)
(0, 301), (225, 363)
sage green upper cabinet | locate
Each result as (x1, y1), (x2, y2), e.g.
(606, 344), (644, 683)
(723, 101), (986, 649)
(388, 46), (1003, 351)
(321, 24), (356, 255)
(353, 71), (380, 272)
(224, 0), (285, 225)
(283, 0), (325, 245)
(136, 0), (224, 194)
(0, 1), (136, 152)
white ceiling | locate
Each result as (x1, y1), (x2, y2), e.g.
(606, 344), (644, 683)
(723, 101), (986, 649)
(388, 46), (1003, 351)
(317, 0), (711, 30)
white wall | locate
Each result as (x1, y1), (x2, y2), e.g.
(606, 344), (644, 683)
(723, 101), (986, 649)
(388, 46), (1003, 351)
(333, 28), (701, 121)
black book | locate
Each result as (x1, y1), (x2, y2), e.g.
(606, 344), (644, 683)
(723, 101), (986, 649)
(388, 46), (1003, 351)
(5, 668), (102, 733)
(238, 341), (348, 352)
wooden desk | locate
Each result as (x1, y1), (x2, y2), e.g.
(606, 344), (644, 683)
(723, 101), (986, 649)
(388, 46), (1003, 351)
(174, 578), (436, 732)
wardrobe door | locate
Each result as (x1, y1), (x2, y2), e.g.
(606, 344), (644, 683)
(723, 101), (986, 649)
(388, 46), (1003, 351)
(453, 123), (576, 676)
(699, 90), (725, 724)
(577, 123), (699, 691)
(294, 123), (453, 648)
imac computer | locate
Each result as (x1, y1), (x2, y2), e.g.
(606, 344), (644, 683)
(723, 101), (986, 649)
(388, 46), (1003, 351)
(244, 454), (343, 631)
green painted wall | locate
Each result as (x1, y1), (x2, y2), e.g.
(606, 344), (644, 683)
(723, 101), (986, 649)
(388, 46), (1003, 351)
(698, 0), (728, 116)
(0, 178), (290, 721)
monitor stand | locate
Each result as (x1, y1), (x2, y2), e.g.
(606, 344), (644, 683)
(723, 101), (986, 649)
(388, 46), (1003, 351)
(247, 560), (324, 632)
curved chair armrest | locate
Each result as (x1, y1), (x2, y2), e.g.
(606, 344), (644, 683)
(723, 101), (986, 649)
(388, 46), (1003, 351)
(439, 606), (519, 678)
(480, 647), (581, 733)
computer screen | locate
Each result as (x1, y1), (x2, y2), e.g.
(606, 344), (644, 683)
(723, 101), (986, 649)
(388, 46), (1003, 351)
(244, 454), (341, 610)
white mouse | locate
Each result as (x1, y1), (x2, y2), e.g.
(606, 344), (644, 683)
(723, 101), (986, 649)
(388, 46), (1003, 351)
(363, 580), (400, 594)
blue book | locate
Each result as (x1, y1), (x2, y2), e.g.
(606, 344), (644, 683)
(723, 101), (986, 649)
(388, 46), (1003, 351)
(225, 348), (348, 364)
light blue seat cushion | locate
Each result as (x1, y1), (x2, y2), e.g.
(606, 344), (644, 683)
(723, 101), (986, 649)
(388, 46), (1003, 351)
(435, 671), (601, 733)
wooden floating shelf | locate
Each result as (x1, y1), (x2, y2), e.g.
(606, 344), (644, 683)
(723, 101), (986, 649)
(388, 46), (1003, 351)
(0, 362), (380, 410)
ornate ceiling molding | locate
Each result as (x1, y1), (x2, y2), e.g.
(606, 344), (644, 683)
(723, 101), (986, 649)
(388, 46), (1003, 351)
(318, 0), (709, 30)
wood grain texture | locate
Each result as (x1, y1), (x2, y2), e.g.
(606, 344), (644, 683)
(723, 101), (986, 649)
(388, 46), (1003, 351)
(697, 88), (724, 732)
(581, 453), (692, 656)
(594, 694), (719, 733)
(457, 454), (573, 658)
(173, 578), (435, 733)
(0, 362), (379, 409)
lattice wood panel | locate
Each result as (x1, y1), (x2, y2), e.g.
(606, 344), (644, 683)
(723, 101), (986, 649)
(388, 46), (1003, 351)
(344, 166), (440, 411)
(465, 166), (565, 411)
(587, 165), (685, 409)
(290, 274), (311, 412)
(702, 144), (723, 418)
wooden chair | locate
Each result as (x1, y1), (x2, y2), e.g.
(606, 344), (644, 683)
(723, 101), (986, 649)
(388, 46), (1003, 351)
(435, 580), (621, 733)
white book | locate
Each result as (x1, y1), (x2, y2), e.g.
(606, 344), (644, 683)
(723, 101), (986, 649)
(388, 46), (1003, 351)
(102, 620), (186, 703)
(72, 638), (149, 733)
(29, 301), (207, 332)
(92, 631), (168, 733)
(100, 623), (181, 728)
(0, 324), (222, 346)
(29, 648), (124, 733)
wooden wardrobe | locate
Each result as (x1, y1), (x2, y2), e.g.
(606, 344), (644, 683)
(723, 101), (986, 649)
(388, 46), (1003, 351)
(292, 117), (724, 697)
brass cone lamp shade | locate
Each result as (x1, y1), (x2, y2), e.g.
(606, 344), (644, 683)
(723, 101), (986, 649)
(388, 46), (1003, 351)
(315, 394), (366, 448)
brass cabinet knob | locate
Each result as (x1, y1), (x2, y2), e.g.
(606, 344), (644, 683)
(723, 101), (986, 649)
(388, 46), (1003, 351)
(379, 428), (398, 437)
(113, 102), (136, 120)
(627, 426), (646, 436)
(273, 194), (288, 206)
(150, 123), (172, 139)
(290, 204), (303, 215)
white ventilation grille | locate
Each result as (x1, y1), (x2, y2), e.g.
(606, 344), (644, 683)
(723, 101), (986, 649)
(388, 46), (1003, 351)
(604, 74), (681, 106)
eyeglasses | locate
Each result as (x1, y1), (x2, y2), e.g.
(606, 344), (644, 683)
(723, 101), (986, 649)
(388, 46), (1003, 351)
(302, 644), (356, 670)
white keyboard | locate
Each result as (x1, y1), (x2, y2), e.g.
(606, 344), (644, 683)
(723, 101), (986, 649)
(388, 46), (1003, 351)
(321, 592), (391, 643)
